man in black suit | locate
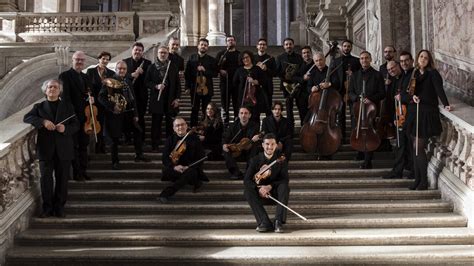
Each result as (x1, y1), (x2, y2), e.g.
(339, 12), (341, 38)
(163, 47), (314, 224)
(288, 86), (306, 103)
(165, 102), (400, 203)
(123, 42), (151, 141)
(159, 117), (206, 203)
(244, 133), (289, 233)
(145, 46), (181, 151)
(255, 38), (276, 116)
(24, 79), (79, 218)
(168, 36), (185, 75)
(261, 101), (293, 161)
(59, 50), (92, 181)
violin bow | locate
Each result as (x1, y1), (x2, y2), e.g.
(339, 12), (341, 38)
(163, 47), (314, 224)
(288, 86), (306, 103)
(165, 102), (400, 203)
(266, 194), (308, 221)
(57, 114), (76, 125)
(229, 128), (242, 144)
(87, 91), (98, 143)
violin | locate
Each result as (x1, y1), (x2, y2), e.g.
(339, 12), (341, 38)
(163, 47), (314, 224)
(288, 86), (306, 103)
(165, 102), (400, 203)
(227, 131), (264, 158)
(254, 155), (286, 185)
(395, 98), (407, 127)
(84, 91), (101, 142)
(170, 129), (194, 165)
(350, 80), (381, 152)
(407, 68), (417, 96)
(242, 73), (258, 106)
(196, 71), (208, 96)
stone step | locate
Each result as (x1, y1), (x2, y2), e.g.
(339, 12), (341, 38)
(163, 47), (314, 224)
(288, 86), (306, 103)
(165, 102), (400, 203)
(87, 159), (395, 170)
(84, 168), (392, 179)
(64, 200), (452, 215)
(29, 213), (467, 230)
(68, 178), (413, 190)
(15, 227), (474, 247)
(66, 189), (441, 202)
(7, 245), (474, 265)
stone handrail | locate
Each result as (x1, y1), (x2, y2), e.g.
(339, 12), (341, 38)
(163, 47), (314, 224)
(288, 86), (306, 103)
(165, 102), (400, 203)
(16, 12), (133, 34)
(428, 97), (474, 190)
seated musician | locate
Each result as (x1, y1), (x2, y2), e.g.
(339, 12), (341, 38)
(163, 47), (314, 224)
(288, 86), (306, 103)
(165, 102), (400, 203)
(244, 133), (289, 233)
(197, 102), (224, 160)
(98, 61), (149, 170)
(261, 101), (293, 161)
(222, 105), (260, 180)
(24, 79), (79, 218)
(159, 117), (207, 203)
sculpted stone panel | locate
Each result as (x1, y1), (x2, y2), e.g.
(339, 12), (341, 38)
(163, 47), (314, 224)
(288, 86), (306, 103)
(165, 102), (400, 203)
(365, 0), (382, 65)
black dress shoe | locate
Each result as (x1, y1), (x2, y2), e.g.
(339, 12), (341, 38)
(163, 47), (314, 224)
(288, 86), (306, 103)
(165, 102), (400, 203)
(135, 155), (151, 162)
(416, 183), (428, 190)
(73, 175), (85, 182)
(359, 162), (372, 169)
(193, 181), (203, 193)
(383, 173), (400, 179)
(274, 220), (284, 233)
(256, 223), (273, 232)
(38, 211), (52, 218)
(54, 210), (66, 218)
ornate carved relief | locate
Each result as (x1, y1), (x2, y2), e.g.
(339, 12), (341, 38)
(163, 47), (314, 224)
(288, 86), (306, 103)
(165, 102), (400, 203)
(365, 0), (382, 65)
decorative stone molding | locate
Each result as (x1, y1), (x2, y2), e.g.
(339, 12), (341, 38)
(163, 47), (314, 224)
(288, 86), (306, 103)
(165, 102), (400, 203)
(136, 11), (172, 38)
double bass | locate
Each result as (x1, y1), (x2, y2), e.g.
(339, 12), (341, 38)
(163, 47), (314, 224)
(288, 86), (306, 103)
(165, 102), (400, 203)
(350, 79), (381, 152)
(300, 41), (342, 156)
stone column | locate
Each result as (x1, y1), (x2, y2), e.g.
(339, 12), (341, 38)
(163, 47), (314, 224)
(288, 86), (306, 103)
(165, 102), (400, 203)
(206, 0), (226, 46)
(410, 0), (423, 57)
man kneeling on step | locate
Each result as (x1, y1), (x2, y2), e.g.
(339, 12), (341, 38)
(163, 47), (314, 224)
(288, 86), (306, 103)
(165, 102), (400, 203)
(244, 133), (289, 233)
(159, 117), (207, 203)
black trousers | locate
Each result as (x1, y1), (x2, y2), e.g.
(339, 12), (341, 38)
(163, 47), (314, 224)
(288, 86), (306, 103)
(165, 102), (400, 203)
(244, 183), (290, 226)
(285, 94), (308, 127)
(151, 113), (173, 148)
(223, 148), (256, 176)
(191, 93), (212, 127)
(72, 124), (89, 178)
(123, 114), (144, 155)
(390, 129), (413, 177)
(220, 77), (239, 124)
(39, 155), (71, 214)
(160, 167), (200, 198)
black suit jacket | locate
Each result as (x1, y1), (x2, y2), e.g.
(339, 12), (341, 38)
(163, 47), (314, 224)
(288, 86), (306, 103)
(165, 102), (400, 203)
(23, 100), (79, 161)
(123, 57), (152, 113)
(244, 152), (289, 189)
(184, 53), (218, 96)
(86, 66), (115, 100)
(349, 67), (385, 104)
(145, 60), (181, 114)
(330, 54), (361, 95)
(59, 68), (92, 123)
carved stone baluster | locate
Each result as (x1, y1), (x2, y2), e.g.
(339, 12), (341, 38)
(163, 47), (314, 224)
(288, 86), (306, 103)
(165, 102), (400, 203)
(449, 123), (462, 173)
(463, 134), (474, 189)
(453, 128), (467, 178)
(445, 122), (457, 169)
(459, 132), (472, 183)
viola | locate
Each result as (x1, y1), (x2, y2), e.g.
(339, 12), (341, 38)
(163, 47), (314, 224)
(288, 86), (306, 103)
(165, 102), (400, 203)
(170, 129), (194, 165)
(84, 92), (101, 140)
(228, 131), (264, 158)
(350, 80), (381, 152)
(254, 155), (286, 185)
(407, 68), (417, 96)
(242, 74), (257, 106)
(395, 99), (407, 127)
(196, 71), (208, 96)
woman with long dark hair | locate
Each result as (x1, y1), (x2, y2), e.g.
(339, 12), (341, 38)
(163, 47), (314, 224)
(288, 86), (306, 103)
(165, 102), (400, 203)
(198, 102), (224, 160)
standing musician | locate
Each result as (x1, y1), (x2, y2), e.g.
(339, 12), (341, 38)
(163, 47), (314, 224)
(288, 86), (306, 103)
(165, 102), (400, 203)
(261, 101), (293, 161)
(24, 79), (79, 218)
(123, 42), (151, 141)
(405, 50), (452, 190)
(216, 35), (241, 125)
(159, 117), (207, 203)
(145, 46), (180, 151)
(276, 37), (304, 126)
(306, 51), (341, 159)
(379, 45), (397, 78)
(59, 50), (93, 181)
(98, 61), (150, 170)
(291, 46), (315, 124)
(233, 50), (266, 126)
(184, 38), (218, 127)
(244, 133), (289, 233)
(383, 60), (412, 179)
(222, 106), (261, 180)
(255, 38), (276, 116)
(197, 102), (224, 161)
(348, 51), (385, 169)
(86, 51), (115, 154)
(168, 37), (185, 74)
(330, 40), (361, 143)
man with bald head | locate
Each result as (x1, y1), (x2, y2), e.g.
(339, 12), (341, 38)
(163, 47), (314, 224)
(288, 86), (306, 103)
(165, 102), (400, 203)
(59, 50), (93, 181)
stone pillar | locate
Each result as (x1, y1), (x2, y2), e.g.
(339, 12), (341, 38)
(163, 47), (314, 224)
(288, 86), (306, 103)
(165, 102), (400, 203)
(0, 0), (18, 11)
(365, 0), (383, 66)
(410, 0), (423, 57)
(206, 0), (226, 46)
(181, 0), (200, 46)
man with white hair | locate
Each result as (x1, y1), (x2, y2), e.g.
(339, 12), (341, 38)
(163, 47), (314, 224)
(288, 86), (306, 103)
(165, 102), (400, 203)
(59, 50), (93, 181)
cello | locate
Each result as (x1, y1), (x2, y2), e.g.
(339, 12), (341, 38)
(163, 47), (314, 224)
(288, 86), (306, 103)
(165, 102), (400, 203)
(300, 41), (342, 156)
(350, 79), (381, 152)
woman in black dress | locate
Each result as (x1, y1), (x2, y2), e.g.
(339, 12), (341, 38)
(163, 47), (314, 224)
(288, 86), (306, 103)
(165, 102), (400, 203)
(405, 50), (452, 190)
(233, 50), (268, 125)
(197, 102), (224, 160)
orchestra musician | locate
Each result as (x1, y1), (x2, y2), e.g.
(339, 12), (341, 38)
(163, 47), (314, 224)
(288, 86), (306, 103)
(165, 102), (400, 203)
(216, 35), (241, 125)
(244, 133), (289, 233)
(261, 101), (293, 161)
(159, 117), (207, 203)
(405, 50), (452, 190)
(233, 50), (267, 126)
(329, 40), (361, 143)
(197, 102), (224, 161)
(348, 51), (385, 169)
(255, 38), (276, 116)
(98, 61), (150, 170)
(291, 46), (314, 124)
(168, 37), (185, 75)
(222, 106), (260, 180)
(144, 46), (180, 151)
(86, 51), (115, 154)
(59, 50), (93, 181)
(276, 37), (304, 126)
(24, 79), (79, 218)
(184, 38), (218, 127)
(123, 42), (151, 141)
